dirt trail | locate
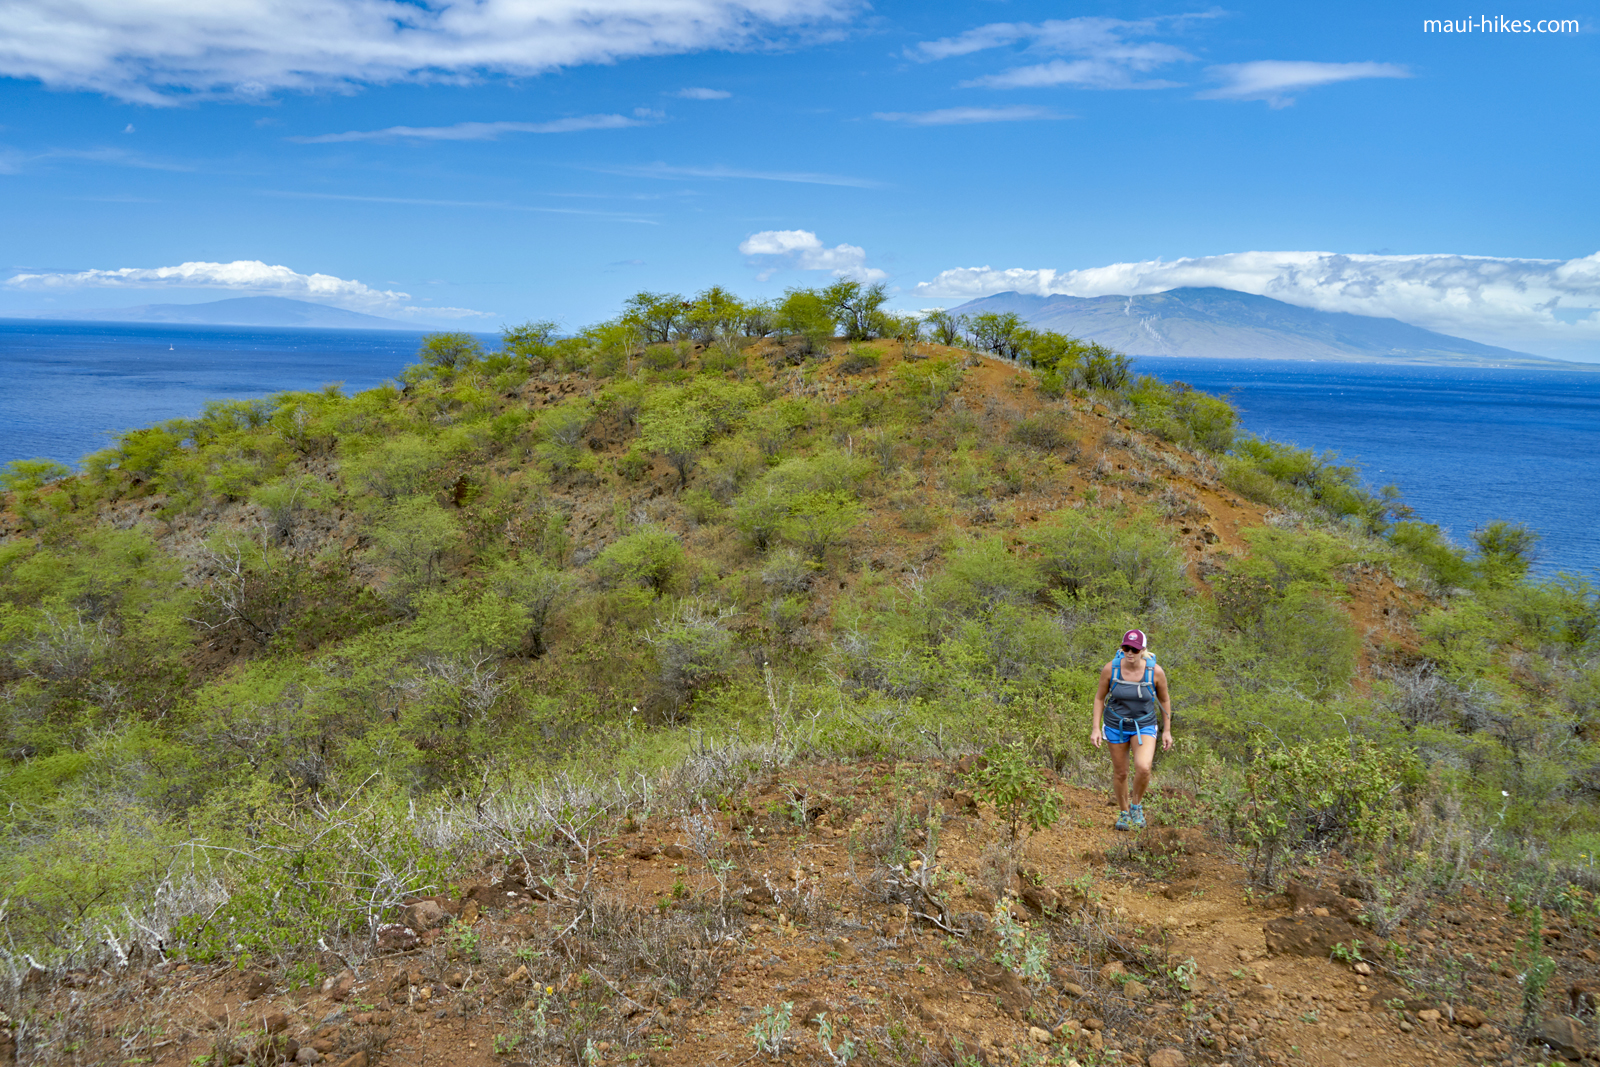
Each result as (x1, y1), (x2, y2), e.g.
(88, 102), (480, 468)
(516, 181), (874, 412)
(12, 759), (1591, 1067)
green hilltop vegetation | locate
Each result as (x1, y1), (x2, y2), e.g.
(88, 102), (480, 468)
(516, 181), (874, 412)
(1, 280), (1597, 970)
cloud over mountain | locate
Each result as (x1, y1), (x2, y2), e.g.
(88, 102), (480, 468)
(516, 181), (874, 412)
(912, 251), (1600, 359)
(4, 259), (489, 318)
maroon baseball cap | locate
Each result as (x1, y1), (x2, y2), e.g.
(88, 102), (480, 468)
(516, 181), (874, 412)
(1121, 629), (1147, 650)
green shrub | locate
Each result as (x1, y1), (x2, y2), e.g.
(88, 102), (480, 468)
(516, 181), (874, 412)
(1009, 413), (1075, 452)
(1231, 735), (1418, 887)
(367, 498), (462, 609)
(593, 527), (684, 594)
(1027, 507), (1187, 614)
(965, 742), (1061, 839)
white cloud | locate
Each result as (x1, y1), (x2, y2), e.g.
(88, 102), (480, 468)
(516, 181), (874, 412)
(739, 229), (886, 281)
(911, 15), (1199, 91)
(290, 113), (647, 143)
(675, 87), (732, 99)
(3, 259), (492, 318)
(911, 251), (1600, 359)
(0, 0), (857, 103)
(1199, 61), (1411, 107)
(873, 105), (1066, 125)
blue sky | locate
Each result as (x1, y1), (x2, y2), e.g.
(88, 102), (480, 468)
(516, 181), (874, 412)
(1, 1), (1597, 358)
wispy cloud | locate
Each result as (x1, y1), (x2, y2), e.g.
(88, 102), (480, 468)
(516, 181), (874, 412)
(675, 87), (732, 99)
(739, 229), (885, 281)
(911, 251), (1600, 358)
(1199, 61), (1411, 107)
(599, 162), (885, 188)
(256, 190), (658, 223)
(873, 105), (1067, 125)
(0, 0), (861, 104)
(291, 113), (649, 144)
(3, 258), (493, 319)
(910, 15), (1202, 91)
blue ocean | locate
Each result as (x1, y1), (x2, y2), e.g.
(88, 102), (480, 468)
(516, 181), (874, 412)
(1, 321), (1596, 578)
(1136, 356), (1600, 580)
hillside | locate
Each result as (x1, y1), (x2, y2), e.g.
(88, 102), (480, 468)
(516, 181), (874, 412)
(1, 285), (1597, 1066)
(3, 296), (417, 329)
(949, 288), (1576, 368)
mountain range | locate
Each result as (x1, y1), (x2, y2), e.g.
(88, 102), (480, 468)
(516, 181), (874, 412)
(3, 296), (417, 329)
(948, 287), (1580, 368)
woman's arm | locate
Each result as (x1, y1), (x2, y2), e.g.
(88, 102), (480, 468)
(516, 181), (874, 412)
(1091, 662), (1112, 748)
(1154, 665), (1174, 750)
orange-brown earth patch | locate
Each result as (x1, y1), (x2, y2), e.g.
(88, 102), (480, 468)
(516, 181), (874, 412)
(15, 760), (1595, 1067)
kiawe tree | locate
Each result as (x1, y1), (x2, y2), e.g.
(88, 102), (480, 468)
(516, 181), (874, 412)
(821, 279), (890, 341)
(418, 332), (485, 374)
(638, 405), (712, 488)
(622, 291), (687, 345)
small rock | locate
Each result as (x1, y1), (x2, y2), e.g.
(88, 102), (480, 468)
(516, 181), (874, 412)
(1352, 962), (1372, 976)
(1531, 1014), (1587, 1060)
(1029, 1026), (1052, 1045)
(262, 1011), (289, 1034)
(295, 1048), (323, 1064)
(1124, 980), (1149, 1000)
(402, 899), (449, 933)
(1454, 1005), (1487, 1028)
(1148, 1049), (1186, 1067)
(1417, 1009), (1441, 1024)
(375, 923), (418, 952)
(335, 1055), (369, 1067)
(459, 900), (480, 925)
(1098, 961), (1127, 983)
(1062, 981), (1088, 997)
(242, 973), (272, 999)
(1082, 1017), (1104, 1032)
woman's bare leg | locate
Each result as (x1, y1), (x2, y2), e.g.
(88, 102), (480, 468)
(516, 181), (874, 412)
(1108, 742), (1131, 810)
(1130, 737), (1156, 804)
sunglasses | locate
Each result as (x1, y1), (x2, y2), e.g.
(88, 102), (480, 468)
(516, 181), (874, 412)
(1121, 645), (1142, 653)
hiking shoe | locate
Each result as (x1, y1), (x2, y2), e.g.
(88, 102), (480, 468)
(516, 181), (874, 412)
(1114, 809), (1134, 831)
(1129, 804), (1146, 829)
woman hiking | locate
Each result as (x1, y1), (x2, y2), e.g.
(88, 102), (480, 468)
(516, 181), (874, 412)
(1091, 628), (1173, 830)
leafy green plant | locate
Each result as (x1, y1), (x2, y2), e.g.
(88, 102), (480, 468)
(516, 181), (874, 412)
(816, 1012), (857, 1066)
(1330, 940), (1365, 964)
(749, 1002), (794, 1056)
(1235, 735), (1416, 888)
(965, 743), (1061, 840)
(1168, 957), (1199, 991)
(991, 905), (1050, 983)
(1519, 909), (1557, 1029)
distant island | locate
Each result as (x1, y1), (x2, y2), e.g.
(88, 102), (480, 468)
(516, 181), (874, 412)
(2, 296), (421, 330)
(949, 287), (1588, 369)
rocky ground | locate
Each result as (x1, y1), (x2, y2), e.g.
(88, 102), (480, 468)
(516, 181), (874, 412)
(7, 759), (1598, 1067)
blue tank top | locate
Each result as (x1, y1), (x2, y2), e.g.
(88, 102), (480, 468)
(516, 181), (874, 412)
(1105, 657), (1158, 729)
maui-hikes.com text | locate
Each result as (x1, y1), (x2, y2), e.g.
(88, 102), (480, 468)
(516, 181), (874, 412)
(1423, 16), (1581, 31)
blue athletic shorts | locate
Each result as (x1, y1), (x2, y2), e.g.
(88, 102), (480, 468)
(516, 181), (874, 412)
(1103, 723), (1158, 744)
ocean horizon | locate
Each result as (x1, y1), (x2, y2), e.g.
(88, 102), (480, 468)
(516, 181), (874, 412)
(2, 319), (1596, 578)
